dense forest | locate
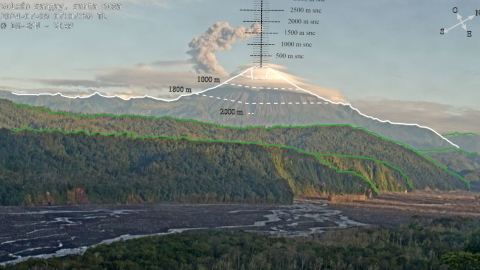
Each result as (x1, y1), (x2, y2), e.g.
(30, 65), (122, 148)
(0, 128), (376, 206)
(0, 88), (456, 151)
(424, 150), (480, 183)
(0, 99), (469, 192)
(4, 217), (480, 270)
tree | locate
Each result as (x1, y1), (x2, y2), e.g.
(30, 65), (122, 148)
(466, 230), (480, 254)
(441, 252), (480, 270)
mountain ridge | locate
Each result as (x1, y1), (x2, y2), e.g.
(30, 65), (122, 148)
(0, 87), (455, 151)
(1, 67), (457, 151)
(0, 98), (468, 192)
(0, 128), (379, 206)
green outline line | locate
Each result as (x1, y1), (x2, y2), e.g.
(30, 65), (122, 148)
(442, 132), (477, 136)
(314, 157), (382, 193)
(11, 127), (408, 194)
(417, 148), (478, 155)
(316, 153), (410, 183)
(9, 102), (471, 189)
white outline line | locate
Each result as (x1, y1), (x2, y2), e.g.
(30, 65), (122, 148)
(263, 67), (459, 148)
(11, 66), (459, 148)
(12, 67), (253, 103)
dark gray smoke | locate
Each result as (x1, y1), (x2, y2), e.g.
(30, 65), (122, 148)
(187, 22), (260, 76)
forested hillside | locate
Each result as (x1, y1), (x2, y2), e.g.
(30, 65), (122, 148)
(0, 88), (455, 151)
(0, 99), (468, 192)
(424, 150), (480, 182)
(0, 128), (376, 206)
(446, 134), (480, 153)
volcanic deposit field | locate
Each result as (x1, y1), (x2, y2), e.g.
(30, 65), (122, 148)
(0, 203), (364, 265)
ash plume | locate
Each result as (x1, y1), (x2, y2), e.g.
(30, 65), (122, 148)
(187, 22), (261, 76)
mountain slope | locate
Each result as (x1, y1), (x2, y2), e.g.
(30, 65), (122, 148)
(445, 134), (480, 153)
(423, 150), (480, 183)
(0, 99), (468, 192)
(0, 128), (384, 206)
(0, 74), (455, 151)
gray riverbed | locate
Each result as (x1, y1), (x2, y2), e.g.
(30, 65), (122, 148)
(0, 203), (366, 265)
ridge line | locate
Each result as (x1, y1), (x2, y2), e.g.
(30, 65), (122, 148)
(13, 126), (422, 194)
(8, 102), (472, 189)
(442, 132), (477, 137)
(263, 67), (460, 149)
(417, 148), (477, 155)
(9, 65), (460, 149)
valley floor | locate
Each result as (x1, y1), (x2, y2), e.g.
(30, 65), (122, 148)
(303, 191), (480, 226)
(0, 202), (362, 265)
(2, 191), (479, 266)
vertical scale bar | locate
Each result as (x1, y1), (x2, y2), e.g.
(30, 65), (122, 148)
(260, 0), (263, 67)
(242, 0), (279, 67)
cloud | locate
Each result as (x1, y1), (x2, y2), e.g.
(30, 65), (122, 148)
(353, 99), (480, 134)
(13, 62), (347, 102)
(20, 64), (231, 100)
(148, 60), (193, 68)
(0, 84), (96, 97)
(187, 22), (260, 76)
(94, 67), (199, 90)
(29, 67), (199, 90)
(267, 64), (347, 103)
(2, 21), (347, 103)
(230, 64), (348, 103)
(8, 21), (261, 97)
(32, 79), (120, 88)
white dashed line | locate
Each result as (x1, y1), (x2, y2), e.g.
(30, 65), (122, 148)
(13, 65), (459, 148)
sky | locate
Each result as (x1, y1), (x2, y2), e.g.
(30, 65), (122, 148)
(1, 0), (479, 133)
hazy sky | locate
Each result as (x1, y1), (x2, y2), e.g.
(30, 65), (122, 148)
(1, 0), (479, 132)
